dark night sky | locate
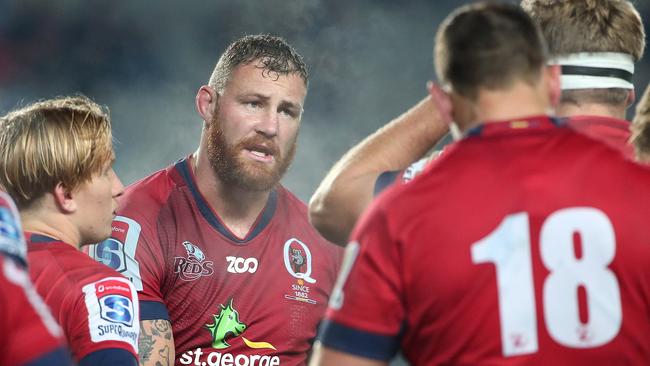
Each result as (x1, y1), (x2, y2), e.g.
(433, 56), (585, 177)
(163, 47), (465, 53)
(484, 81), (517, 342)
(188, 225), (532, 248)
(1, 0), (649, 201)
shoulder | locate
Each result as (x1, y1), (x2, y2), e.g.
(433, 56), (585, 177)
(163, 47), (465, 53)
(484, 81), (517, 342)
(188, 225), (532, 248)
(41, 248), (129, 289)
(276, 185), (309, 215)
(120, 165), (178, 213)
(277, 186), (342, 252)
(565, 115), (633, 158)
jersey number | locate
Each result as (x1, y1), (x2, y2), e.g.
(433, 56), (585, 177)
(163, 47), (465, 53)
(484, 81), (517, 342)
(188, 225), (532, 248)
(471, 207), (621, 356)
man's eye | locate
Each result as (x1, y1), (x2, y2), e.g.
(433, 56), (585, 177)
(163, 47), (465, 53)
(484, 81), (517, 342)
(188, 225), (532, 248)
(280, 108), (296, 118)
(246, 101), (261, 108)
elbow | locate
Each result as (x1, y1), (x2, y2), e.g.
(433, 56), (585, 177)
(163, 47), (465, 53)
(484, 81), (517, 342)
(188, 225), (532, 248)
(308, 195), (350, 247)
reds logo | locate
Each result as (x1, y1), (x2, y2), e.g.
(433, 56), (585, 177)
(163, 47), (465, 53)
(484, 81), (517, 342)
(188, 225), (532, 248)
(173, 241), (214, 281)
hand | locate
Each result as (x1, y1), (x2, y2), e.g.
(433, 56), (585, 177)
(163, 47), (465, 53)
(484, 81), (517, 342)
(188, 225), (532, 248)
(427, 81), (461, 140)
(426, 81), (453, 127)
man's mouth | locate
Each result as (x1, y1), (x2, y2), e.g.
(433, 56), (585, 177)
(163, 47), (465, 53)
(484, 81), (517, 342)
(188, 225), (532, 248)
(245, 145), (276, 163)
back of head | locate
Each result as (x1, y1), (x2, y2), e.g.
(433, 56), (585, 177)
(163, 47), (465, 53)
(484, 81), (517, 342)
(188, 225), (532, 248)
(208, 34), (309, 94)
(522, 0), (645, 106)
(435, 2), (547, 101)
(0, 96), (113, 210)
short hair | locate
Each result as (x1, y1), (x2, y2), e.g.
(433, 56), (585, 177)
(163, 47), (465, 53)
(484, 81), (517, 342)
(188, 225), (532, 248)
(434, 2), (547, 100)
(0, 96), (114, 209)
(522, 0), (646, 105)
(631, 84), (650, 161)
(208, 34), (309, 94)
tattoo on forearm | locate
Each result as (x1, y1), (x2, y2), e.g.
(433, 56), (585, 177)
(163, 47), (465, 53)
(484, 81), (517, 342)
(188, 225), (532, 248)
(139, 321), (173, 366)
(155, 319), (172, 340)
(158, 345), (171, 366)
(139, 326), (155, 364)
(155, 319), (170, 332)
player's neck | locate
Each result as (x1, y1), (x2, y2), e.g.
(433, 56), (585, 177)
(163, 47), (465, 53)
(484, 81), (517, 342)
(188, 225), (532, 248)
(467, 83), (551, 130)
(191, 152), (271, 238)
(21, 207), (81, 248)
(556, 102), (627, 120)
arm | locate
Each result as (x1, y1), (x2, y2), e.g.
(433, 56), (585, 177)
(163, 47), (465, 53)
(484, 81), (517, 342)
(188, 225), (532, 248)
(79, 349), (137, 366)
(2, 256), (73, 366)
(309, 85), (451, 245)
(138, 319), (174, 366)
(309, 342), (387, 366)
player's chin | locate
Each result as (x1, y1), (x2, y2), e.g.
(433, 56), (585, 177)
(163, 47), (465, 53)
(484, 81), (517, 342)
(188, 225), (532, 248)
(241, 168), (281, 191)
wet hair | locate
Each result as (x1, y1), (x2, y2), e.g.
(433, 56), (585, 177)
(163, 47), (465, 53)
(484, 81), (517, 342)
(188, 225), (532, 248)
(208, 34), (308, 93)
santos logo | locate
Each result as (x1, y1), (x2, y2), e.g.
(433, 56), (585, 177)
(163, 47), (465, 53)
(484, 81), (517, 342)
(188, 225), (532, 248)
(226, 256), (258, 274)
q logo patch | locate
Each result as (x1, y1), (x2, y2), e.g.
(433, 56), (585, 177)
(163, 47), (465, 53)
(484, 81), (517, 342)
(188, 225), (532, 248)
(283, 238), (316, 284)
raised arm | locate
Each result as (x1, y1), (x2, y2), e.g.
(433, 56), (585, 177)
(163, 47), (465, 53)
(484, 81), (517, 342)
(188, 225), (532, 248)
(309, 85), (451, 245)
(138, 319), (175, 366)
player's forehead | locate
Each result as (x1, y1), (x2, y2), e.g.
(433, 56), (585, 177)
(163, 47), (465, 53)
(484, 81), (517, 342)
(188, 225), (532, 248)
(225, 61), (307, 106)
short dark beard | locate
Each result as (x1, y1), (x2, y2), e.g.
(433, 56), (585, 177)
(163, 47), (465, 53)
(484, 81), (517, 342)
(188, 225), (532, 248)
(206, 115), (296, 192)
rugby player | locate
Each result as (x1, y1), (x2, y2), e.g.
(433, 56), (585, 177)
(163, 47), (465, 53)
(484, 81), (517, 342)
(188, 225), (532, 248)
(85, 34), (342, 366)
(313, 2), (650, 364)
(0, 96), (140, 366)
(309, 0), (646, 247)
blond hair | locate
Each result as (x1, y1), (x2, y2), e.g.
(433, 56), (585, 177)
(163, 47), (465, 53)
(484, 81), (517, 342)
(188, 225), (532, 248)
(522, 0), (645, 105)
(631, 84), (650, 161)
(0, 96), (114, 209)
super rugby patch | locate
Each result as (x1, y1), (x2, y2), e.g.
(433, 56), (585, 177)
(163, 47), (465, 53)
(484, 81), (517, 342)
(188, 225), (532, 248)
(0, 192), (26, 261)
(82, 277), (139, 351)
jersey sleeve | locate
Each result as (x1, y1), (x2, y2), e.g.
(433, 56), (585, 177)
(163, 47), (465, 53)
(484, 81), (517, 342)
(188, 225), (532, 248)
(86, 215), (170, 321)
(0, 191), (27, 265)
(319, 203), (404, 361)
(66, 276), (140, 360)
(374, 156), (435, 197)
(0, 256), (71, 365)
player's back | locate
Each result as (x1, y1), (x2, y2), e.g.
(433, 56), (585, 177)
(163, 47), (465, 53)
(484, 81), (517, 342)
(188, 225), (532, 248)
(379, 117), (650, 365)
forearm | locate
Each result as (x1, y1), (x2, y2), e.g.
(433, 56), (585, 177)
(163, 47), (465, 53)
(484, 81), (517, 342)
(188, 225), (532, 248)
(309, 342), (388, 366)
(138, 320), (174, 366)
(309, 95), (448, 245)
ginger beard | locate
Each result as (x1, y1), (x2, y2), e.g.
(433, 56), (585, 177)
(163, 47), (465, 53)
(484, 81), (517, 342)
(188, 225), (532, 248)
(207, 114), (297, 192)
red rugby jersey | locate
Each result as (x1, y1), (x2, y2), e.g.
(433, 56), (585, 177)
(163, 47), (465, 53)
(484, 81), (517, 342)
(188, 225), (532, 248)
(0, 190), (72, 365)
(28, 234), (139, 362)
(322, 116), (650, 365)
(375, 115), (632, 197)
(87, 157), (342, 366)
(1, 255), (73, 365)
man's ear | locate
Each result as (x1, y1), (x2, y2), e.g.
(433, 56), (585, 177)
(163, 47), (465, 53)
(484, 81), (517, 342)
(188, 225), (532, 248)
(546, 64), (562, 109)
(53, 182), (77, 214)
(196, 85), (219, 127)
(627, 89), (636, 107)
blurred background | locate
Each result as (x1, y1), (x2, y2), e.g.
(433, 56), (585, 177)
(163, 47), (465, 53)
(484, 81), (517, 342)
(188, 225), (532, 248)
(1, 0), (649, 203)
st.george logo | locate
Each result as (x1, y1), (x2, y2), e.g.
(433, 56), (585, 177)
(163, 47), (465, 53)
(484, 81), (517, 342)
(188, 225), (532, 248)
(174, 241), (214, 281)
(99, 294), (134, 327)
(205, 298), (275, 350)
(226, 256), (258, 274)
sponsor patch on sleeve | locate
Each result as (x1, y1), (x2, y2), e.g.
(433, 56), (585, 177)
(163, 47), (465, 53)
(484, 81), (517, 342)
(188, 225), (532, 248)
(82, 277), (140, 352)
(88, 216), (144, 291)
(0, 192), (26, 262)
